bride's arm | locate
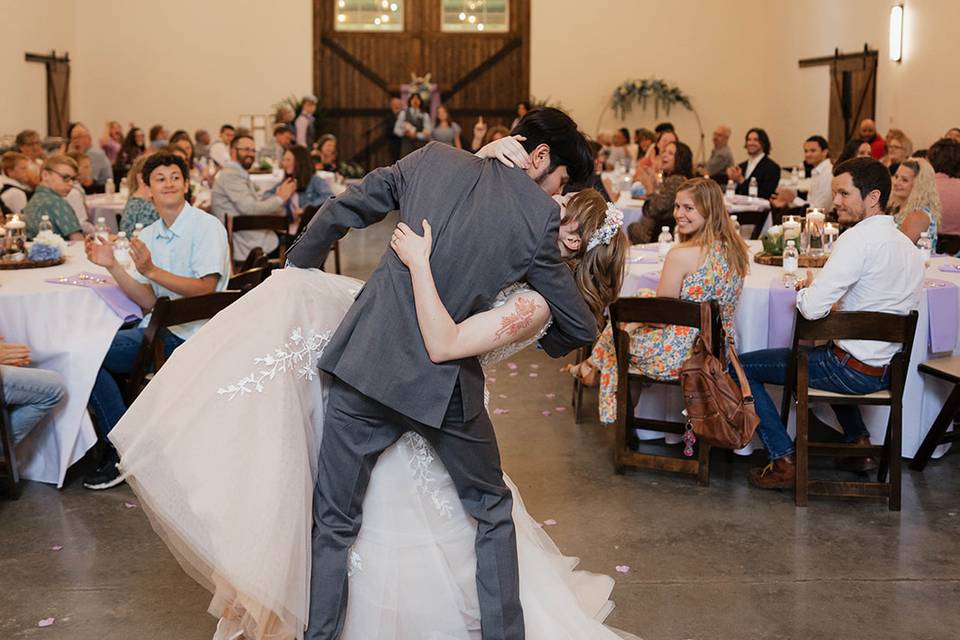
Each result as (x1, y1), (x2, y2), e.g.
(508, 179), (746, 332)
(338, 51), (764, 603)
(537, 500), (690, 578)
(391, 221), (551, 363)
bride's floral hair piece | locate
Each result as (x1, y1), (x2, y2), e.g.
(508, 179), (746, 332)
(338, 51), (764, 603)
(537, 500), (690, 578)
(585, 202), (625, 252)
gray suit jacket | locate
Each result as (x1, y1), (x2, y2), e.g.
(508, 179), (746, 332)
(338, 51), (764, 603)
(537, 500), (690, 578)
(287, 142), (597, 428)
(211, 164), (284, 260)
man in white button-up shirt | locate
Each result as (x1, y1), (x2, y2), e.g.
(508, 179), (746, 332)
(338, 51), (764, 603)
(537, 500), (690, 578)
(739, 157), (924, 489)
(771, 135), (834, 211)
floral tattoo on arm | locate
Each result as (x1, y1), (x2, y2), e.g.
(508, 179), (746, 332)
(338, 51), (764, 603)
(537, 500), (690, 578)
(494, 296), (541, 340)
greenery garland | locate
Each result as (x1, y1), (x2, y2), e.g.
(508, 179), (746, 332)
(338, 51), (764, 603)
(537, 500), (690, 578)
(609, 78), (692, 120)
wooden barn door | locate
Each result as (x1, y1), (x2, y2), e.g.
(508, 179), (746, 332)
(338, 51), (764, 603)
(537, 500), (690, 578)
(313, 0), (530, 169)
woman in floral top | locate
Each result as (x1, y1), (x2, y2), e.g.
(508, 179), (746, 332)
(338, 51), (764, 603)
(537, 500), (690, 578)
(118, 155), (159, 235)
(567, 177), (749, 424)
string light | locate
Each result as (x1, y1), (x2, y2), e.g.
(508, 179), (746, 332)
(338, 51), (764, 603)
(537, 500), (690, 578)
(337, 13), (346, 22)
(467, 14), (476, 23)
(390, 3), (398, 10)
(477, 23), (484, 31)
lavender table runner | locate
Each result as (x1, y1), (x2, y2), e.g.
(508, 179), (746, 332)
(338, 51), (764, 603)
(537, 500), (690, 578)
(924, 278), (959, 353)
(767, 277), (798, 348)
(47, 272), (143, 323)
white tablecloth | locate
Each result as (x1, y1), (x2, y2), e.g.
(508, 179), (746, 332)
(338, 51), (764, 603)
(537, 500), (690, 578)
(85, 194), (126, 233)
(621, 241), (960, 458)
(249, 169), (284, 194)
(0, 243), (122, 485)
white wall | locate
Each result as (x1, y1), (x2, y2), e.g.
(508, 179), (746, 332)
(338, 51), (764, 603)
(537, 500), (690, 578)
(0, 0), (75, 135)
(531, 0), (960, 166)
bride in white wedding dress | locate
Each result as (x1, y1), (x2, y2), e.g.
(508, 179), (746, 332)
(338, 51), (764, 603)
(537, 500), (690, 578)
(109, 189), (637, 640)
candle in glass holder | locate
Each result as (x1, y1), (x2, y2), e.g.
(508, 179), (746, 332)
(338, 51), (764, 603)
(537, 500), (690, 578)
(806, 209), (826, 256)
(824, 222), (839, 254)
(3, 213), (26, 254)
(782, 217), (801, 247)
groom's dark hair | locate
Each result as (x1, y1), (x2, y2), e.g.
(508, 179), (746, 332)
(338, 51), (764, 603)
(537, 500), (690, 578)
(511, 107), (593, 187)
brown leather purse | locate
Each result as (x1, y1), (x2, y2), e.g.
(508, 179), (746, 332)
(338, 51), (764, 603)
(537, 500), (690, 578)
(678, 305), (759, 450)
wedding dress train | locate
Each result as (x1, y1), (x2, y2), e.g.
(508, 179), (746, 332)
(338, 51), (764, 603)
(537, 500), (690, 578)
(110, 267), (639, 640)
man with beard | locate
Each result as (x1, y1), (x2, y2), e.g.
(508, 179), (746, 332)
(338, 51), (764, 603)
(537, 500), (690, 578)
(211, 133), (296, 262)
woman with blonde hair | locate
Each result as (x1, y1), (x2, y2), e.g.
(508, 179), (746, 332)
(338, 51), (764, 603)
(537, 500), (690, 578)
(888, 156), (942, 248)
(568, 177), (749, 424)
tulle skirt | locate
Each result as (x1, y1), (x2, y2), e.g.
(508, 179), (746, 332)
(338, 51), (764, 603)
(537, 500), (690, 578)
(110, 267), (639, 640)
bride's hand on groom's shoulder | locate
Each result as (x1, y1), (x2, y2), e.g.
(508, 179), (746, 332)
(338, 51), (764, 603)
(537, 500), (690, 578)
(391, 220), (432, 269)
(475, 135), (529, 169)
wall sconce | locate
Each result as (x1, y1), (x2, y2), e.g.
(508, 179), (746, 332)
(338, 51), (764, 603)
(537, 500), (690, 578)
(889, 4), (904, 62)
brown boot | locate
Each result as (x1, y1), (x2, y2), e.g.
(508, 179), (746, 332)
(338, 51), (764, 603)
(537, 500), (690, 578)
(835, 436), (878, 472)
(749, 454), (796, 489)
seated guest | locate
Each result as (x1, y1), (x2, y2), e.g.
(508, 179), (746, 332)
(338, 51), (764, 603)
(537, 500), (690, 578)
(0, 152), (34, 214)
(169, 131), (195, 170)
(837, 137), (873, 164)
(312, 134), (338, 173)
(82, 153), (231, 490)
(266, 145), (334, 225)
(211, 134), (296, 262)
(15, 129), (45, 188)
(394, 93), (432, 157)
(569, 141), (613, 203)
(859, 118), (885, 159)
(208, 124), (235, 169)
(946, 128), (960, 143)
(883, 129), (912, 176)
(149, 124), (169, 149)
(889, 158), (941, 247)
(276, 104), (296, 126)
(431, 105), (463, 149)
(118, 155), (158, 235)
(510, 100), (530, 130)
(194, 129), (212, 161)
(704, 125), (734, 178)
(570, 178), (748, 424)
(66, 122), (112, 188)
(637, 129), (678, 172)
(928, 138), (960, 251)
(770, 135), (833, 211)
(65, 152), (94, 234)
(0, 336), (66, 449)
(261, 124), (295, 165)
(114, 126), (146, 181)
(100, 121), (124, 165)
(605, 128), (632, 170)
(740, 157), (924, 489)
(296, 94), (319, 150)
(387, 96), (404, 160)
(629, 141), (695, 243)
(634, 128), (656, 160)
(23, 155), (83, 240)
(726, 128), (780, 199)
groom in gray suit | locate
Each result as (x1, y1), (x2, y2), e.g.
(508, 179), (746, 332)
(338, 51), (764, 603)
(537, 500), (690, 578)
(286, 108), (597, 639)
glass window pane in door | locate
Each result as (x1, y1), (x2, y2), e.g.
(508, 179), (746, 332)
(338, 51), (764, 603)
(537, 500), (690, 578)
(335, 0), (404, 32)
(441, 0), (509, 33)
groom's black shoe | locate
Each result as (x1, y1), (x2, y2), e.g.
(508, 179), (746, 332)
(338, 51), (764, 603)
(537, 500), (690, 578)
(82, 448), (124, 491)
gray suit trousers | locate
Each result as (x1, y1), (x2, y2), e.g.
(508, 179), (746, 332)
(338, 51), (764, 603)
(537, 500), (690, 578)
(306, 375), (524, 640)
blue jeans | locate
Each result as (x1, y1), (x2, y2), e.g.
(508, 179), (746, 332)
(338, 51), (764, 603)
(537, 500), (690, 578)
(89, 328), (183, 439)
(1, 365), (66, 446)
(738, 346), (890, 460)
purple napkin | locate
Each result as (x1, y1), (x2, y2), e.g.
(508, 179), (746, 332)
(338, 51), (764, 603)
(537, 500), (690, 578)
(47, 271), (143, 323)
(924, 278), (958, 353)
(767, 276), (798, 348)
(620, 270), (660, 296)
(626, 256), (660, 265)
(937, 263), (960, 274)
(634, 244), (659, 253)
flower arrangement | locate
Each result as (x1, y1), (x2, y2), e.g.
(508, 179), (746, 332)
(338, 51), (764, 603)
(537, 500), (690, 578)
(760, 225), (784, 255)
(609, 78), (692, 120)
(28, 230), (66, 261)
(408, 73), (433, 105)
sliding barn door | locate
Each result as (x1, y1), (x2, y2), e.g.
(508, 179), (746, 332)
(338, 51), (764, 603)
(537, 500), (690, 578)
(313, 0), (530, 169)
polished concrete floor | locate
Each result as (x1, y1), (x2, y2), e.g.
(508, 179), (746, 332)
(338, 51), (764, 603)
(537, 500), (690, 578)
(3, 215), (960, 640)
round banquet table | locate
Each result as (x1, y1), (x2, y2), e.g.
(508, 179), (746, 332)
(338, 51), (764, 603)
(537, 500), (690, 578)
(619, 241), (960, 459)
(85, 193), (126, 233)
(0, 243), (123, 485)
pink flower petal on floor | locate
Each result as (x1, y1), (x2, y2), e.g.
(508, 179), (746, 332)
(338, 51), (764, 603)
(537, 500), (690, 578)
(509, 372), (518, 377)
(487, 377), (497, 384)
(50, 545), (63, 552)
(555, 406), (566, 412)
(506, 363), (518, 370)
(493, 408), (510, 415)
(38, 618), (55, 628)
(498, 394), (508, 399)
(530, 364), (540, 369)
(541, 411), (551, 417)
(543, 518), (558, 526)
(123, 502), (138, 509)
(545, 393), (556, 399)
(528, 373), (539, 378)
(615, 565), (630, 574)
(534, 522), (543, 528)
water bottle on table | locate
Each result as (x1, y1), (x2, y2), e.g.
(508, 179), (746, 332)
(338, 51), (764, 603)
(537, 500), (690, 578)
(725, 179), (735, 199)
(730, 214), (740, 237)
(95, 217), (110, 244)
(658, 226), (673, 262)
(38, 215), (53, 235)
(782, 240), (799, 287)
(105, 178), (115, 196)
(918, 232), (932, 267)
(748, 177), (758, 198)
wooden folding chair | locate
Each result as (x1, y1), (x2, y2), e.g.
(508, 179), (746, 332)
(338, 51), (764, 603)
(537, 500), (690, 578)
(609, 298), (723, 486)
(123, 291), (243, 405)
(0, 367), (20, 499)
(226, 215), (289, 269)
(909, 357), (960, 471)
(570, 344), (592, 424)
(228, 267), (268, 294)
(779, 310), (919, 510)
